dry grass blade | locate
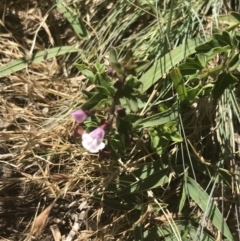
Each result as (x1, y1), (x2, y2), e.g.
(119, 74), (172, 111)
(30, 203), (54, 238)
(66, 201), (89, 241)
(50, 224), (62, 241)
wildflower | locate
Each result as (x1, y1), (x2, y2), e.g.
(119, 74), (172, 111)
(71, 109), (88, 123)
(82, 127), (105, 153)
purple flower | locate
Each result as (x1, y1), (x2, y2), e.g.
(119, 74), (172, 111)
(82, 127), (105, 153)
(71, 109), (88, 123)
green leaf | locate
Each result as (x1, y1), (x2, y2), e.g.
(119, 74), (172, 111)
(75, 64), (95, 82)
(179, 56), (204, 76)
(168, 131), (183, 142)
(170, 68), (187, 101)
(197, 54), (207, 68)
(206, 46), (231, 58)
(95, 86), (111, 96)
(186, 85), (202, 102)
(81, 92), (107, 110)
(91, 196), (135, 211)
(126, 98), (139, 113)
(223, 31), (232, 45)
(214, 31), (232, 47)
(117, 117), (133, 133)
(163, 121), (183, 142)
(106, 162), (172, 193)
(125, 113), (142, 123)
(115, 167), (170, 196)
(186, 177), (234, 241)
(116, 118), (133, 148)
(134, 224), (143, 241)
(120, 49), (134, 65)
(139, 37), (205, 92)
(179, 184), (187, 213)
(229, 11), (240, 22)
(96, 72), (112, 89)
(212, 71), (238, 99)
(195, 39), (220, 53)
(95, 62), (105, 73)
(228, 52), (240, 71)
(121, 194), (142, 207)
(140, 221), (216, 241)
(140, 224), (171, 241)
(109, 48), (123, 76)
(219, 12), (240, 28)
(186, 222), (216, 241)
(135, 60), (149, 73)
(133, 106), (179, 129)
(151, 137), (167, 155)
(149, 128), (161, 149)
(82, 90), (95, 99)
(108, 132), (125, 160)
(0, 46), (80, 77)
(113, 161), (164, 187)
(185, 157), (231, 186)
(81, 69), (95, 82)
(55, 0), (88, 39)
(115, 165), (184, 197)
(199, 46), (230, 58)
(95, 97), (111, 108)
(125, 75), (142, 89)
(109, 48), (119, 64)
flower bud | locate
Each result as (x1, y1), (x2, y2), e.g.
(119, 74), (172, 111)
(71, 109), (88, 123)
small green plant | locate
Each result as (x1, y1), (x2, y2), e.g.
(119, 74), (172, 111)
(70, 48), (183, 158)
(177, 19), (240, 101)
(69, 11), (240, 241)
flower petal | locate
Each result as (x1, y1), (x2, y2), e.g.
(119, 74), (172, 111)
(98, 142), (105, 150)
(71, 110), (88, 123)
(90, 127), (105, 139)
(82, 138), (105, 153)
(81, 131), (105, 153)
(82, 132), (93, 142)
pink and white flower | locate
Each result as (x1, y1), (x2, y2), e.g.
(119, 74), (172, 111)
(71, 109), (88, 123)
(82, 127), (105, 153)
